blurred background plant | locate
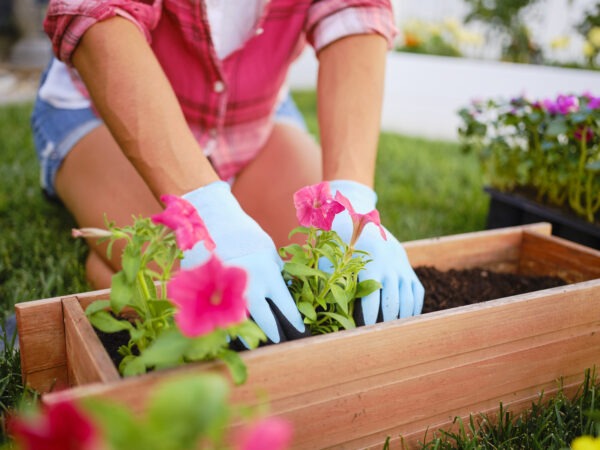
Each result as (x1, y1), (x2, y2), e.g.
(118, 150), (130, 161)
(577, 2), (600, 69)
(458, 92), (600, 223)
(461, 0), (545, 64)
(397, 17), (484, 58)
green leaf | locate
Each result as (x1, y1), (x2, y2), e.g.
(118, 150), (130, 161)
(137, 329), (189, 369)
(84, 299), (111, 316)
(110, 271), (135, 313)
(146, 374), (230, 446)
(355, 279), (382, 299)
(283, 262), (326, 279)
(546, 118), (568, 136)
(121, 245), (141, 283)
(120, 355), (147, 377)
(83, 398), (146, 450)
(228, 320), (266, 349)
(297, 301), (317, 321)
(185, 330), (227, 361)
(88, 310), (133, 334)
(300, 281), (315, 304)
(217, 349), (247, 385)
(322, 312), (356, 331)
(330, 284), (351, 315)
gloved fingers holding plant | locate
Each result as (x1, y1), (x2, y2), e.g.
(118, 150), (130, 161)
(353, 230), (425, 324)
(180, 181), (306, 344)
(328, 179), (425, 325)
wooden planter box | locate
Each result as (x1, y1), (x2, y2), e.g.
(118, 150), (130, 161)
(16, 223), (600, 449)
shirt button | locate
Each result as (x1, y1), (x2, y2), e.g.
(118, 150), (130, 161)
(213, 80), (225, 93)
(256, 27), (264, 35)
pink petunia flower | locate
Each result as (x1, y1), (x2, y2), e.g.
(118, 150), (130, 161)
(237, 417), (293, 450)
(588, 96), (600, 110)
(334, 191), (387, 247)
(167, 255), (248, 337)
(9, 399), (99, 450)
(152, 194), (216, 252)
(293, 182), (344, 231)
(542, 95), (579, 115)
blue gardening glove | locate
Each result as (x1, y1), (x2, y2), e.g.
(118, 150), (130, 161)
(182, 181), (306, 344)
(329, 180), (424, 324)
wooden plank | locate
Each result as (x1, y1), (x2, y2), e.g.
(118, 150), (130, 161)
(285, 329), (600, 449)
(63, 297), (120, 386)
(15, 296), (67, 391)
(519, 231), (600, 282)
(22, 366), (70, 394)
(76, 289), (111, 311)
(43, 280), (600, 446)
(404, 223), (551, 271)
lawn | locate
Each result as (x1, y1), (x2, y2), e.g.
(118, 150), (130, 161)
(0, 92), (490, 443)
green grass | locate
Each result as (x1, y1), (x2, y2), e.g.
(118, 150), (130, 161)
(413, 369), (600, 449)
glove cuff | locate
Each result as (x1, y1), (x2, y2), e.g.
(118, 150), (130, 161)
(328, 180), (377, 213)
(182, 180), (232, 209)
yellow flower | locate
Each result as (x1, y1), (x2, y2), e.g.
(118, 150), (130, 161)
(443, 17), (461, 34)
(583, 41), (595, 57)
(572, 436), (600, 450)
(588, 27), (600, 48)
(550, 35), (570, 50)
(458, 29), (485, 46)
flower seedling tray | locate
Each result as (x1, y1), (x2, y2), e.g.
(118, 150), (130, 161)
(485, 186), (600, 250)
(16, 223), (600, 449)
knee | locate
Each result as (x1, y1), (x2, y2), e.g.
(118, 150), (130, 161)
(85, 251), (115, 290)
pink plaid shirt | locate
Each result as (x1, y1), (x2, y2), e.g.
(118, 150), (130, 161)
(44, 0), (397, 180)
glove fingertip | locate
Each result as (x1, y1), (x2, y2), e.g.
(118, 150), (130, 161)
(412, 280), (425, 315)
(398, 279), (415, 319)
(357, 291), (381, 326)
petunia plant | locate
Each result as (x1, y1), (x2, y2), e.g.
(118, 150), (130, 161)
(73, 195), (266, 383)
(7, 373), (292, 450)
(458, 92), (600, 223)
(279, 182), (383, 334)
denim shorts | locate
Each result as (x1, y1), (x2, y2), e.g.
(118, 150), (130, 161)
(31, 71), (308, 199)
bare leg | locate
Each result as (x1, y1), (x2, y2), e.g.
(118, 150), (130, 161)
(232, 122), (322, 250)
(55, 124), (164, 289)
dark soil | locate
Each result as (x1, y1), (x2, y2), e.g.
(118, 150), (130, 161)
(415, 266), (567, 314)
(95, 267), (569, 367)
(94, 329), (134, 369)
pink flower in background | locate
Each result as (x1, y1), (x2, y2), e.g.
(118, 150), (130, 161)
(543, 94), (579, 115)
(334, 191), (387, 246)
(9, 399), (99, 450)
(167, 255), (248, 337)
(588, 96), (600, 110)
(152, 194), (215, 251)
(293, 182), (344, 231)
(237, 417), (293, 450)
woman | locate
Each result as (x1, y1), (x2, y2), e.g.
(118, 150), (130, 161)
(32, 0), (423, 344)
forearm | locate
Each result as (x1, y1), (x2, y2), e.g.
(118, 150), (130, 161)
(72, 17), (219, 198)
(317, 34), (387, 188)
